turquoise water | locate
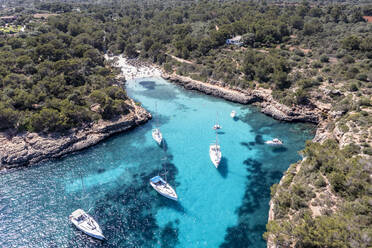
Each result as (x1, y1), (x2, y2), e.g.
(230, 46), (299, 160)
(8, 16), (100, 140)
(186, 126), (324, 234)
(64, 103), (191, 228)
(0, 78), (315, 248)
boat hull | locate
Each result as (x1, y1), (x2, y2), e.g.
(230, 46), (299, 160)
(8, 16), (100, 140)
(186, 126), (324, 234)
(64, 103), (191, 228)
(209, 145), (221, 168)
(150, 176), (178, 201)
(69, 209), (105, 240)
(150, 183), (178, 201)
(73, 224), (105, 240)
(152, 129), (163, 145)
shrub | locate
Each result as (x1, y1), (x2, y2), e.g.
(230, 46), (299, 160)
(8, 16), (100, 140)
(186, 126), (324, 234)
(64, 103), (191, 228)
(295, 89), (309, 105)
(294, 49), (305, 57)
(342, 55), (354, 64)
(349, 82), (359, 92)
(363, 147), (372, 155)
(312, 61), (322, 68)
(358, 96), (371, 106)
(342, 143), (361, 158)
(320, 55), (329, 63)
(339, 123), (349, 132)
(356, 73), (368, 81)
(314, 176), (327, 188)
(342, 35), (360, 51)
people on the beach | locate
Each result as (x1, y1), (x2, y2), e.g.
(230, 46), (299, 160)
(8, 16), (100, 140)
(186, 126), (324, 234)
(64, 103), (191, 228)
(107, 55), (161, 80)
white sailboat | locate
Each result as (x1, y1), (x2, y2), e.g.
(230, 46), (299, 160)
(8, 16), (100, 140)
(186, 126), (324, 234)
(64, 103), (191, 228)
(69, 209), (105, 240)
(150, 149), (178, 201)
(230, 110), (236, 118)
(69, 176), (104, 240)
(209, 132), (222, 168)
(150, 175), (178, 201)
(152, 104), (163, 145)
(213, 112), (222, 130)
(152, 128), (163, 145)
(265, 138), (283, 145)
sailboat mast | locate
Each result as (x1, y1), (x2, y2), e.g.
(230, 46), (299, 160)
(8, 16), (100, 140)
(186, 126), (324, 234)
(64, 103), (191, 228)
(163, 143), (167, 182)
(155, 102), (158, 128)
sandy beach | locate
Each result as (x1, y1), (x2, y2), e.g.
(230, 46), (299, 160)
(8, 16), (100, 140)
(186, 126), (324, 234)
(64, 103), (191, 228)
(105, 54), (162, 80)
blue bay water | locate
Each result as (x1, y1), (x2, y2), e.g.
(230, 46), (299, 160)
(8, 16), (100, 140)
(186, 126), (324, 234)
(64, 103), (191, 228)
(0, 78), (315, 248)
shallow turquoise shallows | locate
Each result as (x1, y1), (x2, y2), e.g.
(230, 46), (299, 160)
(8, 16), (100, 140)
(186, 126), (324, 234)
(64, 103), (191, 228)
(0, 78), (315, 248)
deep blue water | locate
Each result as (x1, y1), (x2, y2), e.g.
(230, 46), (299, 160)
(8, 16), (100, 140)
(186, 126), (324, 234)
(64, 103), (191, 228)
(0, 78), (315, 248)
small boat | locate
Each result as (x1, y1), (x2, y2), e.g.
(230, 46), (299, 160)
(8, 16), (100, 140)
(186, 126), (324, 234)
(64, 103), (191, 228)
(209, 144), (222, 168)
(152, 103), (163, 145)
(152, 128), (163, 145)
(69, 209), (105, 240)
(230, 110), (236, 118)
(213, 112), (222, 130)
(150, 175), (178, 201)
(209, 132), (222, 168)
(213, 124), (221, 130)
(150, 146), (178, 201)
(265, 138), (283, 145)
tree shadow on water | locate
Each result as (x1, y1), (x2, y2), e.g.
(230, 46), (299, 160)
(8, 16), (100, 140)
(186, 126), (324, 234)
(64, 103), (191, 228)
(139, 80), (156, 90)
(158, 198), (187, 214)
(272, 146), (288, 153)
(255, 135), (265, 145)
(161, 139), (168, 151)
(160, 221), (180, 248)
(240, 142), (253, 151)
(220, 158), (270, 248)
(218, 157), (229, 178)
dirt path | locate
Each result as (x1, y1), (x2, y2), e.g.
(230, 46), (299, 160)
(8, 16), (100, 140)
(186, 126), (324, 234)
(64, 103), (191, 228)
(167, 54), (194, 65)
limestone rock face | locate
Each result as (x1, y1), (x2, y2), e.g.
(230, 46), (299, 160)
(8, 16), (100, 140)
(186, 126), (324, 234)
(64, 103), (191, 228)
(164, 73), (320, 123)
(0, 103), (151, 169)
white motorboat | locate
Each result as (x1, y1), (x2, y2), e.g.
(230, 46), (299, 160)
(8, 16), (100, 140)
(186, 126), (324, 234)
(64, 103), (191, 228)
(265, 138), (283, 145)
(69, 209), (105, 240)
(209, 144), (222, 168)
(150, 175), (178, 201)
(230, 110), (236, 118)
(152, 128), (163, 145)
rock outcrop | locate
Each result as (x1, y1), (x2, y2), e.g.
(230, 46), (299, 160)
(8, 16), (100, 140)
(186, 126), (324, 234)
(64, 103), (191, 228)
(163, 73), (320, 124)
(0, 101), (151, 169)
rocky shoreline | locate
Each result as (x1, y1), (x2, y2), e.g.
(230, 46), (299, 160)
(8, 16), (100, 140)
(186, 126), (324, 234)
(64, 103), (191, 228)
(162, 73), (321, 124)
(0, 101), (151, 170)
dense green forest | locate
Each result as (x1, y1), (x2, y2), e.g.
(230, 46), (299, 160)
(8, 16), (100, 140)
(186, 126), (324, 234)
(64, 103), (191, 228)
(1, 1), (371, 131)
(0, 13), (131, 132)
(0, 1), (371, 246)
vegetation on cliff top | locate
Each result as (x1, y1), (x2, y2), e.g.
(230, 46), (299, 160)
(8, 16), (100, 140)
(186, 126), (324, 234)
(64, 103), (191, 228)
(0, 15), (130, 133)
(265, 140), (372, 247)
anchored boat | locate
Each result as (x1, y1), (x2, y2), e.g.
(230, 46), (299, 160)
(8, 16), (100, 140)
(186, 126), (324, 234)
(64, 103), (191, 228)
(265, 138), (283, 145)
(152, 128), (163, 145)
(150, 175), (178, 201)
(152, 103), (163, 145)
(150, 146), (178, 201)
(209, 132), (222, 168)
(69, 209), (105, 240)
(213, 112), (222, 130)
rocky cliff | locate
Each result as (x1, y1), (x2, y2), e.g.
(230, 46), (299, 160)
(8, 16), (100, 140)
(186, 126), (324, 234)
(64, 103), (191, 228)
(163, 73), (320, 124)
(0, 101), (151, 169)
